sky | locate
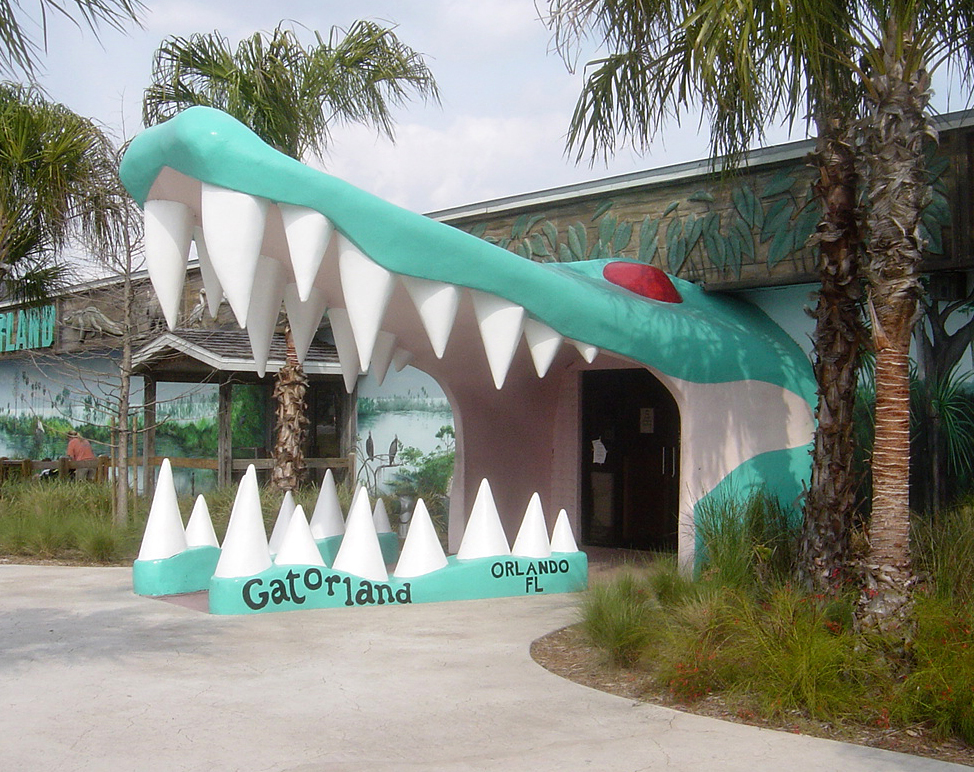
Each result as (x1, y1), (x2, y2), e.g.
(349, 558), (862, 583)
(30, 0), (792, 215)
(29, 0), (973, 216)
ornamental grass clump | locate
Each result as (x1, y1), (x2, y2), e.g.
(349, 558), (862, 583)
(912, 498), (974, 605)
(894, 596), (974, 743)
(0, 479), (146, 562)
(578, 570), (656, 666)
(694, 489), (798, 592)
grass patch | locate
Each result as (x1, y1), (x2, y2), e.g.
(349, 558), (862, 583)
(0, 477), (360, 565)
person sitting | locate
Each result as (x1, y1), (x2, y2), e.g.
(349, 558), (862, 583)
(66, 430), (96, 480)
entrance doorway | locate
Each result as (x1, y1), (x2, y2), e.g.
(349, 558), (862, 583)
(581, 369), (680, 550)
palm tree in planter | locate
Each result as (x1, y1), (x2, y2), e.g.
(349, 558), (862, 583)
(143, 21), (439, 490)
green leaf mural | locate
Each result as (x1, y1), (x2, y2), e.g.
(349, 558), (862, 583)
(592, 199), (614, 220)
(612, 220), (633, 254)
(733, 184), (764, 231)
(638, 216), (659, 263)
(761, 170), (797, 198)
(761, 199), (793, 243)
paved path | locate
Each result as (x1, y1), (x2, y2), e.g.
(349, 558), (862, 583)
(0, 565), (966, 771)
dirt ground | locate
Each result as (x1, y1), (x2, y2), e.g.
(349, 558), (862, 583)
(530, 550), (974, 768)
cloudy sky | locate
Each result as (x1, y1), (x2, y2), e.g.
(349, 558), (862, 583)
(30, 1), (968, 215)
(25, 0), (770, 214)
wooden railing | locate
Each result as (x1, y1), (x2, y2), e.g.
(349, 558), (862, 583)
(0, 456), (112, 483)
(0, 454), (355, 485)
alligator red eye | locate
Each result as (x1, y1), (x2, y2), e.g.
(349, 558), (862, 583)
(602, 261), (682, 303)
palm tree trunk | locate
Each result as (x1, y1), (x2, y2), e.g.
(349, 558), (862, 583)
(858, 20), (932, 629)
(800, 119), (863, 594)
(272, 326), (309, 491)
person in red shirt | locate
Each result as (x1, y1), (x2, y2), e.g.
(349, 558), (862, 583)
(66, 430), (95, 480)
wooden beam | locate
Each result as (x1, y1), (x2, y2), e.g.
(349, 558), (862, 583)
(218, 377), (233, 488)
(143, 377), (157, 498)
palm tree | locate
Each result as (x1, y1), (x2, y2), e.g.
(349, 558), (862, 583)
(548, 0), (974, 626)
(852, 1), (974, 626)
(0, 0), (142, 78)
(0, 82), (123, 301)
(546, 0), (865, 593)
(143, 21), (439, 491)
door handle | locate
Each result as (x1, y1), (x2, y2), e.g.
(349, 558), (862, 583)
(671, 446), (677, 477)
(661, 447), (667, 474)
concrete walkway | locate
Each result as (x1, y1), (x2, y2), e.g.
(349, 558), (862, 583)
(0, 565), (966, 771)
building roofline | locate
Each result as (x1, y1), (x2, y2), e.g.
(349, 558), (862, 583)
(133, 331), (343, 377)
(426, 108), (974, 223)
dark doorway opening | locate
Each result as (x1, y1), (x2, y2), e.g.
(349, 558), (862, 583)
(581, 369), (680, 550)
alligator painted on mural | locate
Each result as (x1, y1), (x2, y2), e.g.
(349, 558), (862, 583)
(120, 107), (815, 613)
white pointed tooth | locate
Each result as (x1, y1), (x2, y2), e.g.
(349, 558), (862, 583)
(279, 203), (334, 302)
(138, 458), (187, 560)
(284, 284), (327, 364)
(274, 505), (326, 567)
(571, 340), (599, 364)
(392, 347), (414, 372)
(470, 290), (525, 390)
(144, 200), (194, 331)
(512, 492), (552, 558)
(246, 256), (286, 378)
(185, 494), (219, 549)
(550, 509), (579, 553)
(373, 497), (393, 534)
(268, 490), (296, 555)
(457, 478), (511, 560)
(394, 498), (448, 578)
(371, 332), (397, 387)
(401, 276), (460, 358)
(214, 466), (272, 578)
(327, 308), (362, 394)
(310, 469), (346, 539)
(338, 235), (394, 371)
(523, 319), (563, 378)
(200, 182), (270, 328)
(193, 227), (224, 317)
(332, 485), (389, 581)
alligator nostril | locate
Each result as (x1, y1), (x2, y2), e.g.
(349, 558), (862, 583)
(602, 261), (683, 303)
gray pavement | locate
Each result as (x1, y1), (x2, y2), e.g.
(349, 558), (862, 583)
(0, 564), (967, 771)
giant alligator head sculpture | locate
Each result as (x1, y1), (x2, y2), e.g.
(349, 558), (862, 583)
(120, 106), (815, 570)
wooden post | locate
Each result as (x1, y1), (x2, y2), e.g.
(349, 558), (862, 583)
(143, 377), (157, 499)
(218, 377), (233, 488)
(341, 384), (358, 486)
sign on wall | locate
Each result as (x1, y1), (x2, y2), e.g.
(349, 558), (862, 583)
(0, 305), (56, 352)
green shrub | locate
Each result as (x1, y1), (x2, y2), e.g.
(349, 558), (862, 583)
(894, 596), (974, 743)
(913, 500), (974, 604)
(695, 489), (798, 592)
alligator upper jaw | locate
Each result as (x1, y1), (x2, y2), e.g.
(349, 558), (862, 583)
(142, 165), (602, 388)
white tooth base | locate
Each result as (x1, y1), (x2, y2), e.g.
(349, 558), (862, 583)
(138, 458), (187, 561)
(133, 459), (220, 597)
(185, 494), (219, 549)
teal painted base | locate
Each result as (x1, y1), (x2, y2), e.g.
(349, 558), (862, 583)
(133, 546), (221, 596)
(208, 552), (588, 615)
